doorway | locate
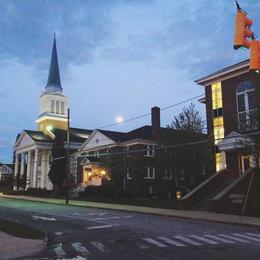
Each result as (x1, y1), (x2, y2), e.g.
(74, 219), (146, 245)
(241, 156), (251, 174)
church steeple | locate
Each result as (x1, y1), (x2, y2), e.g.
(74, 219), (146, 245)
(45, 35), (63, 93)
(36, 35), (68, 136)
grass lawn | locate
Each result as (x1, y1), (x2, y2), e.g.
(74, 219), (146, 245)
(0, 219), (45, 239)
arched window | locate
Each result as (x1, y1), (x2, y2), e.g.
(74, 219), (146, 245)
(236, 80), (257, 130)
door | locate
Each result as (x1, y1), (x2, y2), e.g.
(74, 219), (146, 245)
(241, 156), (250, 174)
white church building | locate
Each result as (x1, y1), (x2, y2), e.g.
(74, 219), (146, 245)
(13, 37), (90, 190)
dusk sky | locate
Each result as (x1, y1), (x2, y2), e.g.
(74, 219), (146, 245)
(0, 0), (258, 162)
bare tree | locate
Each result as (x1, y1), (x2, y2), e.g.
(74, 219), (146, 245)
(168, 103), (205, 133)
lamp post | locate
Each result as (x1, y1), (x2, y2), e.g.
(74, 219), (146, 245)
(65, 108), (70, 204)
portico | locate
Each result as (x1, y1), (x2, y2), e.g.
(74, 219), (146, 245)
(14, 130), (53, 190)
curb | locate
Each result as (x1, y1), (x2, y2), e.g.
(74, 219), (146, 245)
(1, 194), (260, 229)
(0, 218), (48, 260)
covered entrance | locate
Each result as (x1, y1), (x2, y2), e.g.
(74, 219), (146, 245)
(217, 131), (254, 176)
(80, 157), (109, 189)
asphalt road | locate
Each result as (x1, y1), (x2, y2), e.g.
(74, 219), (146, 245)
(0, 197), (260, 260)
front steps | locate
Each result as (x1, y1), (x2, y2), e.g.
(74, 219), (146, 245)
(179, 168), (260, 217)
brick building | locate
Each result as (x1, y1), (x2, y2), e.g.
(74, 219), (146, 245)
(196, 59), (259, 175)
(77, 107), (209, 197)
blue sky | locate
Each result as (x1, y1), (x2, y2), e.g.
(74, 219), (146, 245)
(0, 0), (258, 162)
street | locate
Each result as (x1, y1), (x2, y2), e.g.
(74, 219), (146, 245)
(0, 197), (260, 260)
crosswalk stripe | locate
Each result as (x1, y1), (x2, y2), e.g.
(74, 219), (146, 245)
(136, 241), (150, 249)
(174, 235), (202, 246)
(72, 242), (90, 255)
(245, 233), (260, 239)
(158, 236), (186, 247)
(232, 233), (260, 242)
(53, 244), (66, 257)
(218, 234), (250, 243)
(204, 234), (235, 244)
(91, 241), (109, 253)
(141, 238), (167, 248)
(87, 224), (114, 230)
(189, 235), (219, 245)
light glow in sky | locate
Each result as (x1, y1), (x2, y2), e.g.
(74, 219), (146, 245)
(115, 116), (124, 124)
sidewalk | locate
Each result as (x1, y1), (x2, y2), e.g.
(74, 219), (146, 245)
(1, 194), (260, 228)
(0, 231), (46, 260)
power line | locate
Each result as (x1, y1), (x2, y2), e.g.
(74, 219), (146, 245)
(98, 94), (205, 129)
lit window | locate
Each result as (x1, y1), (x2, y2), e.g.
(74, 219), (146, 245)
(145, 145), (155, 157)
(144, 167), (155, 179)
(215, 152), (222, 172)
(211, 82), (224, 144)
(211, 82), (222, 109)
(236, 81), (257, 130)
(213, 117), (224, 144)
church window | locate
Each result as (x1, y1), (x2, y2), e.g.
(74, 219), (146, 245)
(56, 100), (60, 114)
(145, 145), (155, 157)
(61, 101), (65, 115)
(126, 168), (132, 179)
(236, 80), (257, 130)
(51, 100), (55, 113)
(144, 167), (155, 179)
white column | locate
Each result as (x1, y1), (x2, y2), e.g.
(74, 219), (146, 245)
(40, 151), (46, 189)
(33, 149), (39, 188)
(13, 153), (19, 190)
(19, 153), (25, 190)
(26, 151), (32, 190)
(221, 151), (226, 169)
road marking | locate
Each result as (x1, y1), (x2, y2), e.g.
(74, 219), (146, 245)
(94, 215), (133, 221)
(158, 236), (186, 247)
(53, 243), (66, 257)
(32, 215), (56, 221)
(142, 238), (167, 248)
(136, 241), (150, 249)
(55, 232), (63, 236)
(72, 242), (90, 255)
(91, 241), (109, 253)
(95, 216), (120, 220)
(189, 235), (219, 245)
(68, 257), (87, 260)
(174, 235), (202, 246)
(245, 233), (260, 239)
(232, 233), (260, 242)
(86, 224), (116, 230)
(204, 234), (235, 244)
(218, 234), (250, 243)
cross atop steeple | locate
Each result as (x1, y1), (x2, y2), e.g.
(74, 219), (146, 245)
(45, 35), (63, 93)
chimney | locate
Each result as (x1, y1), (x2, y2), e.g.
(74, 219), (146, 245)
(151, 106), (160, 138)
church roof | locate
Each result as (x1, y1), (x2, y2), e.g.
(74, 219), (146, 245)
(24, 130), (53, 142)
(52, 128), (92, 143)
(45, 36), (63, 93)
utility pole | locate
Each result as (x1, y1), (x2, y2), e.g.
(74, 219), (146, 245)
(65, 108), (70, 204)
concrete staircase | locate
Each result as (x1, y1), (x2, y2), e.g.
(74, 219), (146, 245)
(179, 167), (260, 217)
(178, 169), (236, 210)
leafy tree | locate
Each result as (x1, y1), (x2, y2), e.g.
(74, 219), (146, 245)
(168, 103), (205, 133)
(48, 139), (66, 190)
(100, 147), (126, 194)
(163, 104), (214, 189)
